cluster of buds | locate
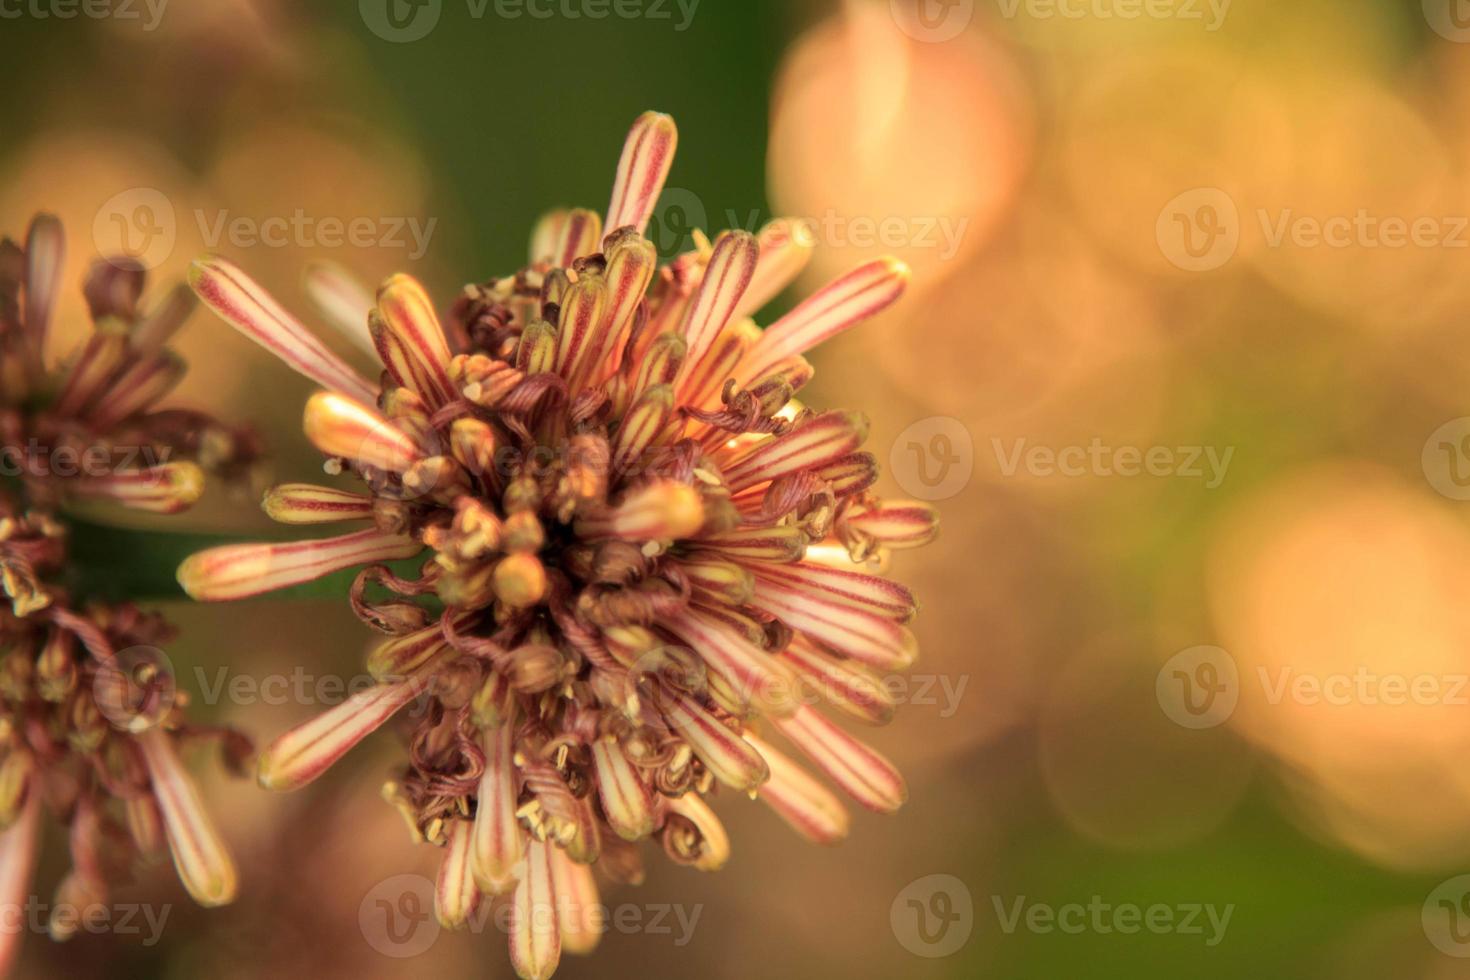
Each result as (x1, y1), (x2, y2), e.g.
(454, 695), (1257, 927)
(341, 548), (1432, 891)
(0, 217), (253, 976)
(180, 112), (938, 979)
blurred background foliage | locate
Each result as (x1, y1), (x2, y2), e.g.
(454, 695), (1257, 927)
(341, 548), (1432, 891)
(8, 0), (1470, 977)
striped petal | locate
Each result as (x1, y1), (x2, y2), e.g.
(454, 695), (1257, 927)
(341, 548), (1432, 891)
(591, 735), (654, 842)
(750, 573), (917, 671)
(177, 529), (422, 601)
(553, 272), (609, 389)
(52, 324), (128, 418)
(739, 257), (909, 383)
(550, 208), (602, 269)
(677, 230), (758, 390)
(366, 617), (467, 681)
(131, 283), (196, 355)
(779, 634), (896, 726)
(256, 664), (446, 791)
(720, 411), (870, 493)
(733, 217), (816, 322)
(189, 256), (377, 403)
(261, 483), (374, 525)
(550, 843), (605, 955)
(138, 729), (237, 907)
(303, 260), (377, 357)
(770, 704), (907, 813)
(24, 213), (64, 357)
(750, 561), (916, 620)
(604, 111), (678, 235)
(658, 689), (769, 792)
(372, 274), (456, 407)
(580, 232), (657, 392)
(841, 500), (940, 550)
(610, 383), (672, 475)
(74, 462), (204, 515)
(664, 606), (798, 718)
(746, 732), (850, 844)
(435, 819), (481, 929)
(0, 777), (39, 976)
(510, 838), (561, 980)
(473, 722), (524, 894)
(86, 351), (186, 429)
(302, 391), (424, 473)
(694, 525), (808, 564)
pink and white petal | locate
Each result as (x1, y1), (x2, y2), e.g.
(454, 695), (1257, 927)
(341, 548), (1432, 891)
(770, 705), (907, 813)
(604, 111), (678, 235)
(189, 256), (377, 403)
(177, 530), (422, 602)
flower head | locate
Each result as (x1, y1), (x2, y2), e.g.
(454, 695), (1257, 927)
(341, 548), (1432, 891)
(182, 113), (937, 978)
(0, 217), (252, 974)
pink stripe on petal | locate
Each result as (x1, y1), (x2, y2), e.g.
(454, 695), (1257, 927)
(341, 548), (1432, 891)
(751, 575), (917, 671)
(720, 411), (869, 492)
(605, 112), (678, 235)
(677, 231), (759, 392)
(435, 820), (481, 929)
(664, 606), (799, 718)
(733, 218), (816, 322)
(740, 257), (909, 383)
(373, 274), (456, 407)
(771, 705), (907, 813)
(591, 736), (654, 842)
(746, 732), (850, 844)
(304, 260), (377, 357)
(510, 839), (561, 980)
(189, 256), (377, 403)
(750, 561), (916, 620)
(138, 729), (237, 906)
(256, 666), (444, 791)
(177, 529), (422, 602)
(473, 722), (525, 894)
(261, 483), (375, 525)
(658, 690), (769, 792)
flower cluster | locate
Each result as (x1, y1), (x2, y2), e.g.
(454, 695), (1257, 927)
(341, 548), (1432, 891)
(181, 113), (938, 979)
(0, 217), (252, 976)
